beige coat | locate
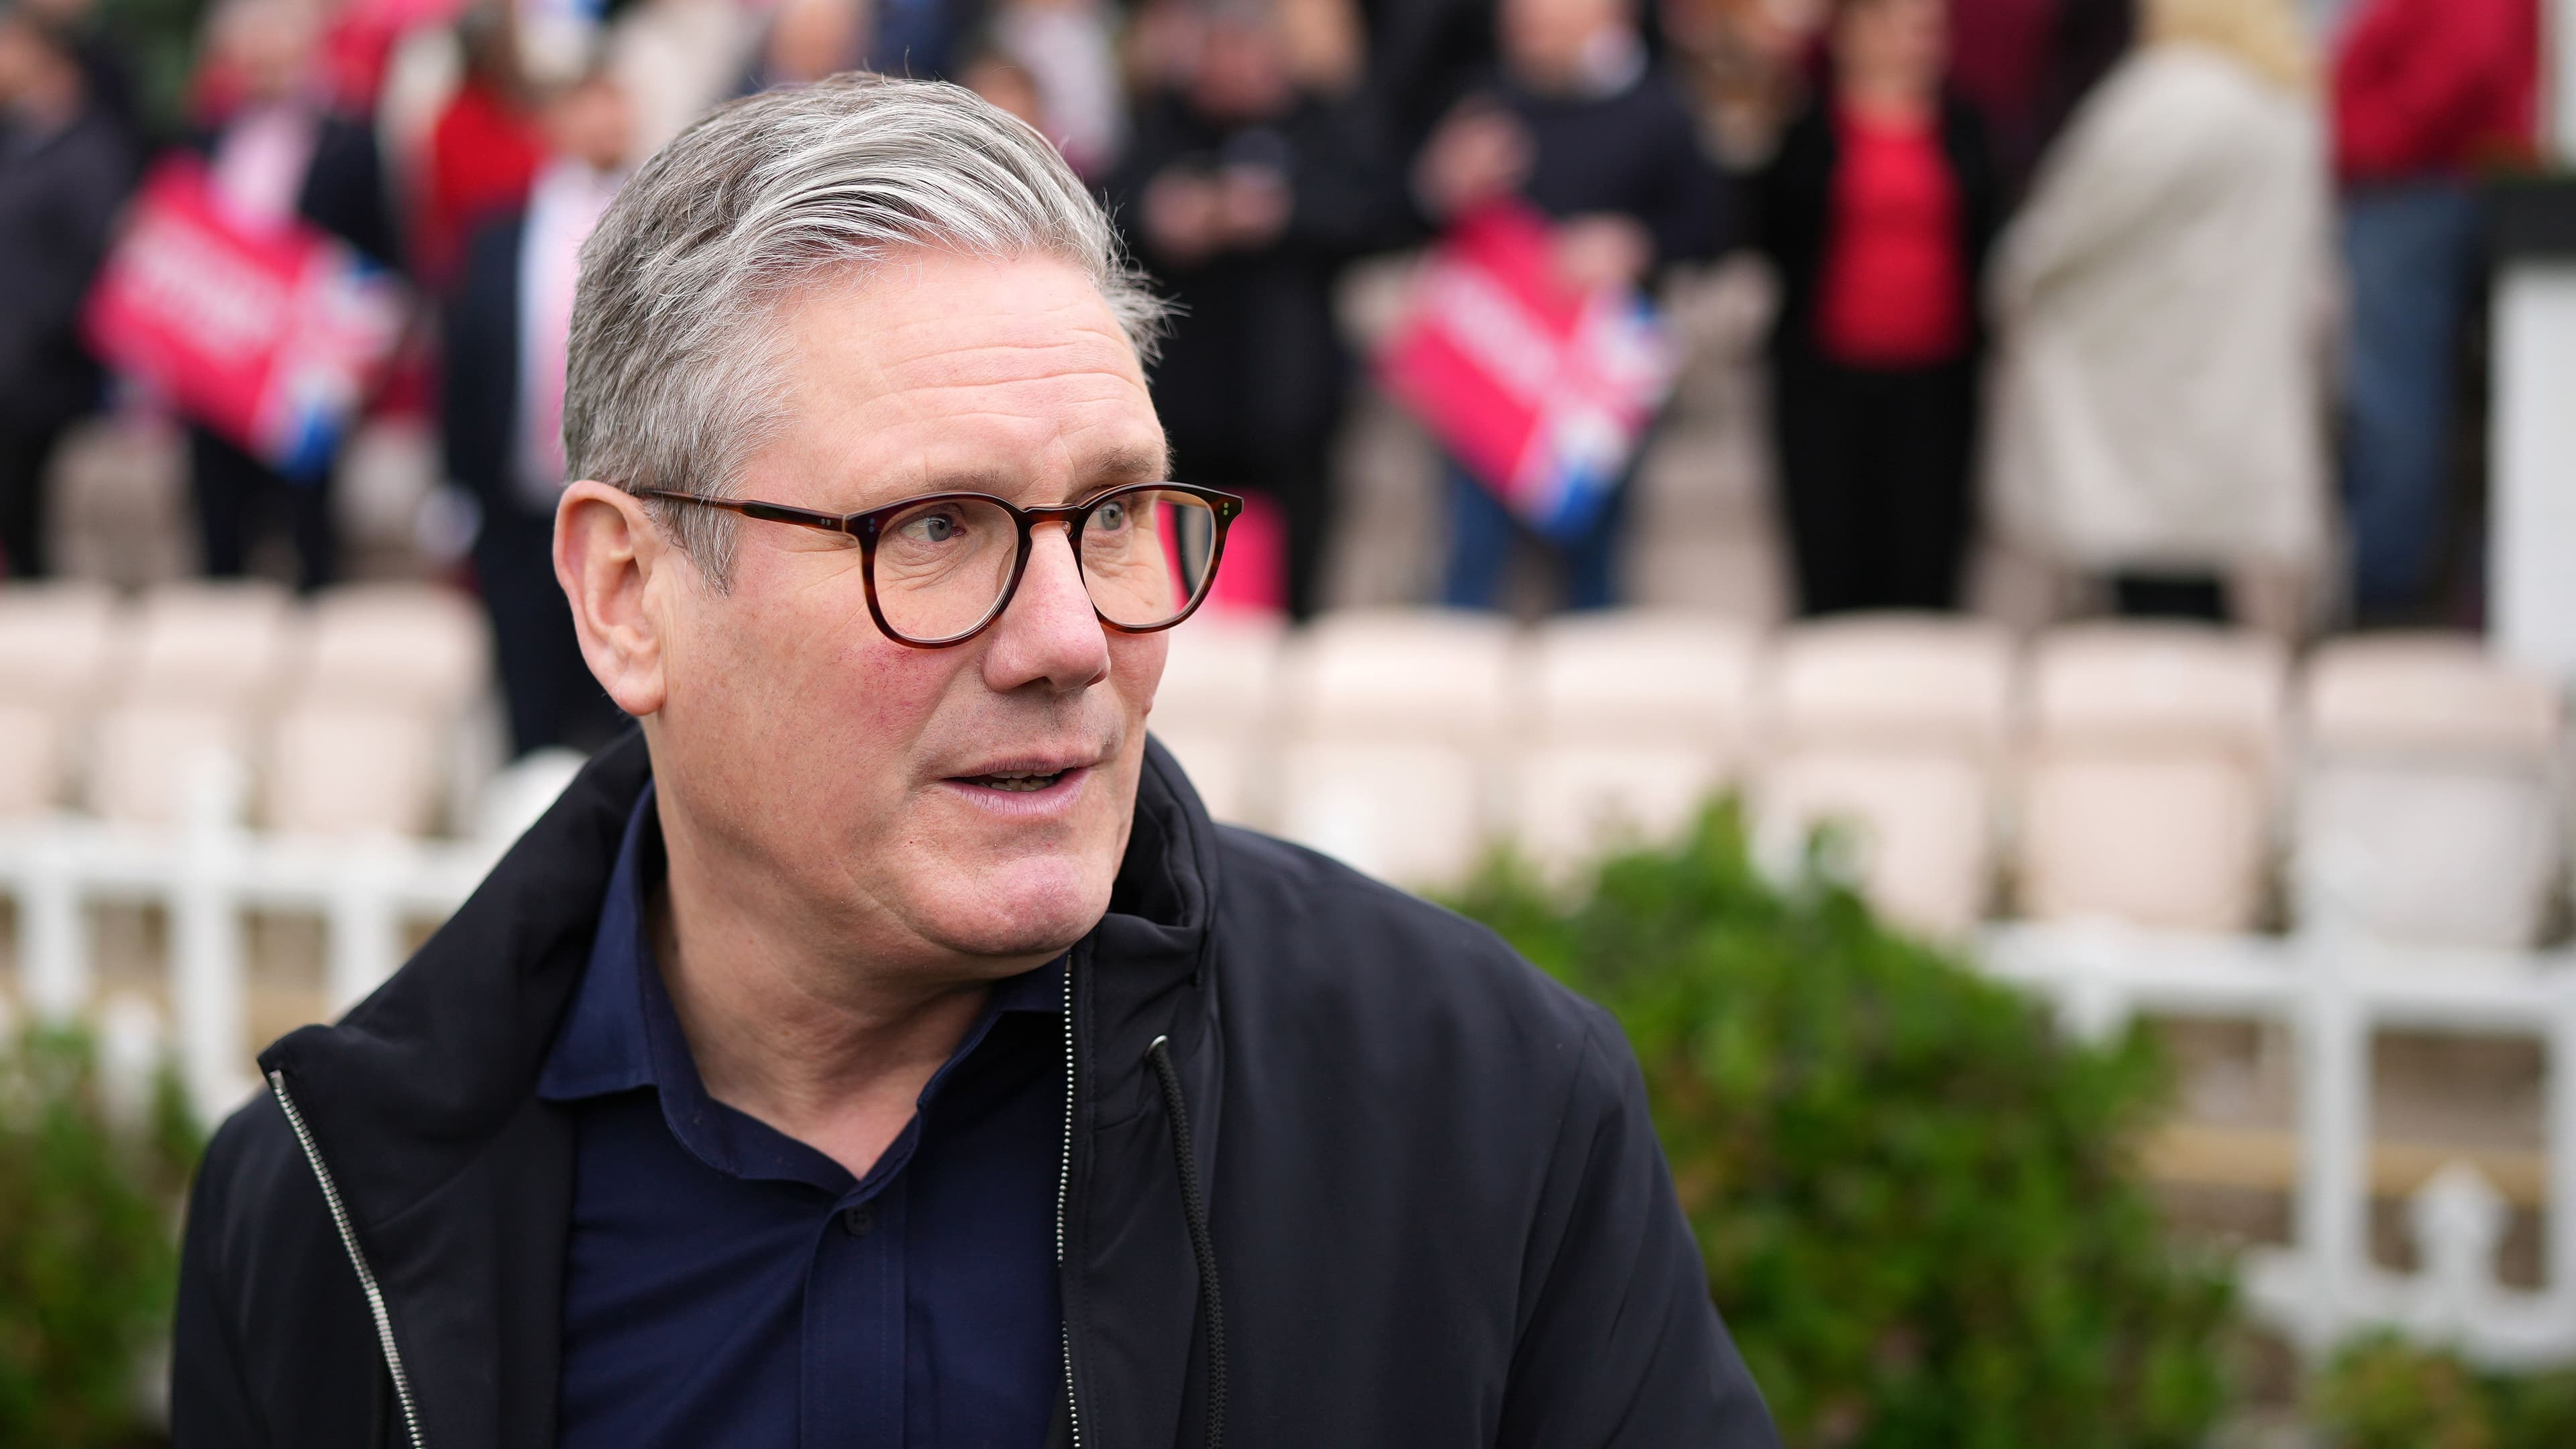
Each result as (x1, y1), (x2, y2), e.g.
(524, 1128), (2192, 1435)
(1984, 46), (2334, 572)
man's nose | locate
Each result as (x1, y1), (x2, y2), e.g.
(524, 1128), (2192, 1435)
(979, 523), (1111, 695)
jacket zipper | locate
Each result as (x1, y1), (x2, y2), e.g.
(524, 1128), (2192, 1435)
(1056, 958), (1083, 1449)
(268, 1069), (427, 1449)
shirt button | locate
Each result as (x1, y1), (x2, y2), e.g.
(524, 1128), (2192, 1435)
(842, 1204), (876, 1238)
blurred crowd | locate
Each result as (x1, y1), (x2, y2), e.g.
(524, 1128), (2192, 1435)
(0, 0), (2544, 756)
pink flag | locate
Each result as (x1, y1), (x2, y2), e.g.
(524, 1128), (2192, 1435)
(1377, 201), (1674, 543)
(85, 158), (407, 479)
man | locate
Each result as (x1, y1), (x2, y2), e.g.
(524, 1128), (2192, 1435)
(172, 75), (1776, 1448)
(444, 64), (635, 757)
(0, 0), (133, 578)
(185, 0), (395, 592)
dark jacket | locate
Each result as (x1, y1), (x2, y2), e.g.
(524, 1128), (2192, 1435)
(1111, 90), (1403, 464)
(172, 732), (1780, 1448)
(0, 107), (136, 429)
(1423, 65), (1734, 271)
(187, 111), (398, 270)
(1753, 93), (2002, 366)
(440, 211), (527, 520)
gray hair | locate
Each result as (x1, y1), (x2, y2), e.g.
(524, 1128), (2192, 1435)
(562, 73), (1168, 584)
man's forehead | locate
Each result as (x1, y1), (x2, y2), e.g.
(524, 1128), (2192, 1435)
(767, 252), (1167, 503)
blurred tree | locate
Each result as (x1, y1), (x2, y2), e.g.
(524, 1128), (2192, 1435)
(0, 1026), (201, 1448)
(2314, 1334), (2576, 1449)
(1449, 804), (2236, 1447)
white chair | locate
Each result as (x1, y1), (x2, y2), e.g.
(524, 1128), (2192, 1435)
(1764, 613), (2017, 757)
(0, 704), (64, 817)
(2016, 625), (2286, 932)
(1277, 741), (1485, 888)
(122, 580), (297, 710)
(1283, 608), (1517, 750)
(1754, 614), (2017, 935)
(2295, 635), (2565, 947)
(0, 580), (124, 711)
(1525, 610), (1762, 754)
(297, 582), (492, 720)
(89, 703), (254, 827)
(1150, 725), (1263, 829)
(1758, 749), (1994, 937)
(1153, 612), (1287, 737)
(262, 704), (443, 837)
(1511, 742), (1726, 875)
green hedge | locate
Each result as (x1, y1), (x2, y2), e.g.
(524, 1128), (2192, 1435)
(1449, 805), (2236, 1447)
(2312, 1334), (2576, 1449)
(0, 1026), (200, 1447)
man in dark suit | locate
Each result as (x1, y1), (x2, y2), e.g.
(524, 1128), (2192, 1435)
(443, 66), (634, 756)
(185, 0), (396, 592)
(0, 0), (135, 578)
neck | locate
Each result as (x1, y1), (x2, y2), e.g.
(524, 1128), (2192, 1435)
(649, 796), (999, 1181)
(1839, 69), (1936, 125)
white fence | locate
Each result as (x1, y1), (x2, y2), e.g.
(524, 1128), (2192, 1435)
(1, 753), (2569, 1368)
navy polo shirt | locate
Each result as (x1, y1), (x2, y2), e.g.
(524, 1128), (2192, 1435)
(538, 784), (1065, 1448)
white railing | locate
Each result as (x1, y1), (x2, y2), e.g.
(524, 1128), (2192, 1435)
(1983, 920), (2576, 1369)
(1, 752), (2568, 1368)
(0, 751), (582, 1116)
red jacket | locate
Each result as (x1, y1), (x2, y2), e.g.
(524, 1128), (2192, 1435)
(2333, 0), (2539, 181)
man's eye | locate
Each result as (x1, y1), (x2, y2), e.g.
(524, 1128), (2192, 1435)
(1092, 501), (1129, 532)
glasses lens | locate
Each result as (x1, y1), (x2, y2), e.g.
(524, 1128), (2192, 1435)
(872, 495), (1021, 642)
(1081, 488), (1220, 629)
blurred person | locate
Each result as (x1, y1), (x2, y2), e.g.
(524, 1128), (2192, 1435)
(0, 0), (136, 578)
(417, 4), (547, 289)
(443, 64), (633, 756)
(184, 0), (398, 592)
(17, 0), (137, 140)
(1756, 0), (1998, 616)
(984, 0), (1126, 178)
(1114, 0), (1401, 618)
(1983, 0), (2330, 620)
(171, 76), (1780, 1448)
(1413, 0), (1731, 610)
(2330, 0), (2537, 618)
(1659, 0), (1823, 168)
(746, 0), (867, 90)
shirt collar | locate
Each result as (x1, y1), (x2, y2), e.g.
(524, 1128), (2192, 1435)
(537, 780), (1065, 1180)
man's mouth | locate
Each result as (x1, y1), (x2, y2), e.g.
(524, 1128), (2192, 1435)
(961, 769), (1070, 793)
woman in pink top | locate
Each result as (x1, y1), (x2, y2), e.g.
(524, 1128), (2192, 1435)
(1755, 0), (1998, 616)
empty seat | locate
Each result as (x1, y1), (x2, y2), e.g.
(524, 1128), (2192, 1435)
(262, 704), (443, 837)
(123, 581), (297, 710)
(1765, 613), (2017, 757)
(89, 703), (253, 827)
(1149, 726), (1264, 828)
(2017, 625), (2286, 931)
(1758, 749), (1994, 936)
(1152, 612), (1287, 736)
(1277, 741), (1485, 888)
(0, 704), (63, 818)
(1526, 610), (1762, 755)
(0, 580), (123, 714)
(297, 582), (492, 719)
(2296, 635), (2564, 947)
(1511, 742), (1726, 875)
(1283, 609), (1517, 750)
(1755, 614), (2017, 934)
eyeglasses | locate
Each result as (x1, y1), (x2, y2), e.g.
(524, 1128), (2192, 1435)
(636, 482), (1244, 649)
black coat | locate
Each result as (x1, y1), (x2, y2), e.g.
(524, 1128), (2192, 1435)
(172, 732), (1779, 1448)
(1111, 91), (1403, 466)
(1752, 93), (2001, 367)
(441, 211), (528, 520)
(0, 107), (136, 429)
(187, 111), (398, 272)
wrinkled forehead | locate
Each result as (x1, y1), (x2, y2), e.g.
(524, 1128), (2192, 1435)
(763, 251), (1169, 512)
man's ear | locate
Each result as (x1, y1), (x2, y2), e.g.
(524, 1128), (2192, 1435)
(555, 481), (677, 718)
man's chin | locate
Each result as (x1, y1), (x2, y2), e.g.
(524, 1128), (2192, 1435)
(910, 863), (1114, 966)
